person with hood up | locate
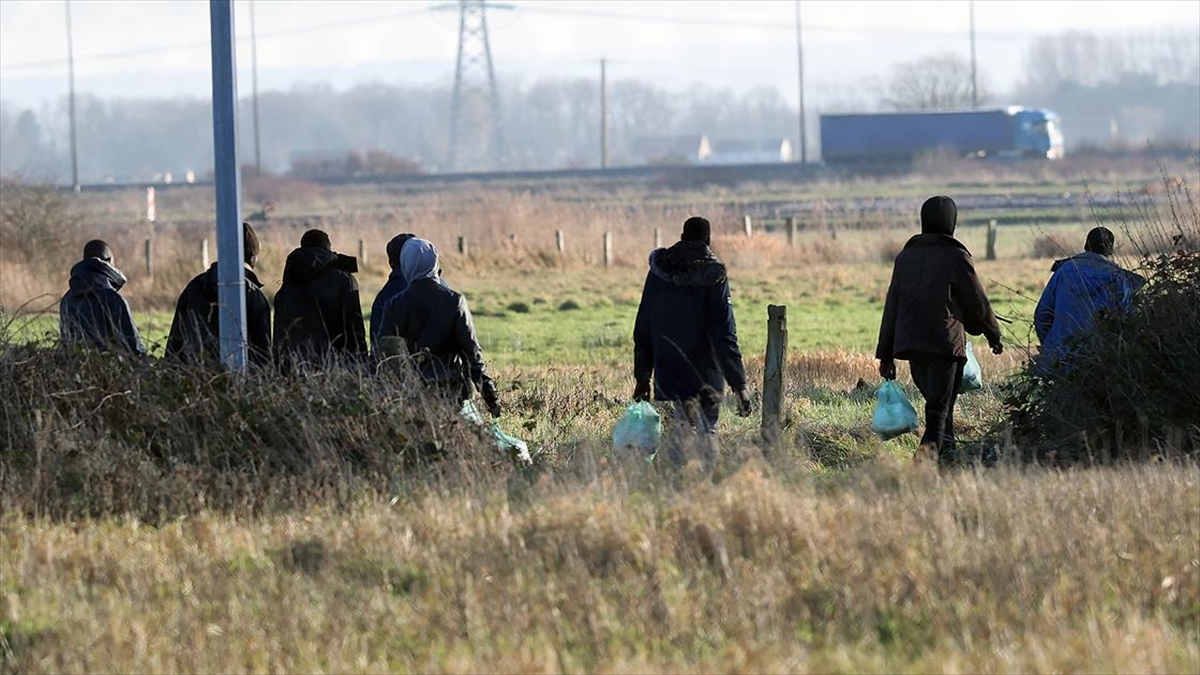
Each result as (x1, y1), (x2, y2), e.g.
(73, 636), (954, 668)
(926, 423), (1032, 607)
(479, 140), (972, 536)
(632, 216), (751, 459)
(59, 239), (146, 356)
(165, 222), (272, 366)
(375, 238), (501, 416)
(369, 232), (417, 351)
(876, 196), (1003, 466)
(273, 228), (367, 369)
(1034, 226), (1144, 372)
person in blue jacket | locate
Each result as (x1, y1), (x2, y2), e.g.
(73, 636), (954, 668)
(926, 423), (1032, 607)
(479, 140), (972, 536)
(1034, 227), (1145, 372)
(59, 239), (146, 356)
(632, 217), (751, 461)
(369, 232), (416, 352)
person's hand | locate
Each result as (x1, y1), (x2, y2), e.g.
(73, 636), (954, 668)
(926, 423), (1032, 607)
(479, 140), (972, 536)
(483, 390), (502, 417)
(990, 341), (1004, 356)
(633, 380), (652, 402)
(879, 359), (897, 381)
(734, 388), (752, 417)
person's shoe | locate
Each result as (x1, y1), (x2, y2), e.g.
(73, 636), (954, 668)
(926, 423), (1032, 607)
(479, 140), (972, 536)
(914, 443), (938, 464)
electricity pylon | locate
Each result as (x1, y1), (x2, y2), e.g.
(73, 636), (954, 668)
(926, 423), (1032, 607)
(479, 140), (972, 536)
(439, 0), (512, 171)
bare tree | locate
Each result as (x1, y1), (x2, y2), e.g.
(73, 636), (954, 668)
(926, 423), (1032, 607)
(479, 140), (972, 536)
(882, 52), (987, 111)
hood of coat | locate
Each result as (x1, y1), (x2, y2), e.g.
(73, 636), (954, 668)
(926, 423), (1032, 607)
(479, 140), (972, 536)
(201, 262), (264, 294)
(282, 246), (340, 284)
(903, 232), (970, 253)
(67, 257), (127, 295)
(649, 240), (727, 287)
(1050, 251), (1120, 273)
(920, 196), (957, 235)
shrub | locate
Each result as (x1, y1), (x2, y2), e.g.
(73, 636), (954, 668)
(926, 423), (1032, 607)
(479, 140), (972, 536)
(1031, 232), (1073, 259)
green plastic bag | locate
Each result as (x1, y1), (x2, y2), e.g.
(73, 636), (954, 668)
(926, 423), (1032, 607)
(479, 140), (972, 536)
(871, 381), (919, 441)
(961, 341), (983, 393)
(612, 401), (662, 456)
(461, 400), (532, 465)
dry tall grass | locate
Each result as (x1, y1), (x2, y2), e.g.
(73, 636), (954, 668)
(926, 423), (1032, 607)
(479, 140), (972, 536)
(3, 461), (1196, 673)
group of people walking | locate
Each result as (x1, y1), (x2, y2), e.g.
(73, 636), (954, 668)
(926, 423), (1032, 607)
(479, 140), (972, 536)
(58, 195), (1143, 465)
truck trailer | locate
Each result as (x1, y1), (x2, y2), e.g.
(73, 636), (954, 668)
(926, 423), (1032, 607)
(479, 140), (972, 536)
(819, 107), (1064, 164)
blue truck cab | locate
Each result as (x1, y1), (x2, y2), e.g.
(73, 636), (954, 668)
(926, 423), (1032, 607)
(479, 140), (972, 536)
(819, 107), (1064, 164)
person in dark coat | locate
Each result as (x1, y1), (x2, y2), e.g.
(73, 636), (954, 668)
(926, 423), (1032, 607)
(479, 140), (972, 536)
(876, 196), (1003, 466)
(273, 229), (367, 369)
(59, 239), (146, 355)
(165, 222), (272, 366)
(1034, 227), (1144, 372)
(376, 238), (501, 415)
(369, 232), (416, 350)
(632, 216), (751, 450)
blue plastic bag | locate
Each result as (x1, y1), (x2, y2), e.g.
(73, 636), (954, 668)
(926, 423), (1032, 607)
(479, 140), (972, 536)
(461, 400), (532, 465)
(612, 401), (662, 456)
(961, 341), (983, 393)
(871, 381), (920, 441)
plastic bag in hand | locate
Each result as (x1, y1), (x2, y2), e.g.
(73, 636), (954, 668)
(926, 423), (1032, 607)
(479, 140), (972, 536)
(612, 400), (661, 456)
(961, 340), (983, 393)
(871, 380), (919, 441)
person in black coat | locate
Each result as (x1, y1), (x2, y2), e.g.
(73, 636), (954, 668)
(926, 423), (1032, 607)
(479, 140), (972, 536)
(165, 222), (272, 366)
(876, 196), (1004, 466)
(273, 229), (367, 369)
(633, 217), (751, 445)
(59, 239), (146, 356)
(369, 232), (417, 351)
(375, 237), (501, 416)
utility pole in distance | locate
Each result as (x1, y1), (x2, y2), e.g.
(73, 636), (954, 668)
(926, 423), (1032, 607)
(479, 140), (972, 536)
(969, 0), (978, 108)
(600, 57), (608, 169)
(794, 0), (807, 165)
(65, 0), (80, 191)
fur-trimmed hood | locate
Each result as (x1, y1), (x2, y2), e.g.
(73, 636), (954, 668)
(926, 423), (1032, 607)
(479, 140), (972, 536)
(648, 240), (726, 287)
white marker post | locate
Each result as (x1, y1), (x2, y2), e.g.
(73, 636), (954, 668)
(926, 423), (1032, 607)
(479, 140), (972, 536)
(210, 0), (247, 370)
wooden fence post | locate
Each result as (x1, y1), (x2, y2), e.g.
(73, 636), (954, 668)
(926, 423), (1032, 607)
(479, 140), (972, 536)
(146, 187), (156, 223)
(786, 216), (797, 248)
(761, 304), (788, 447)
(654, 227), (662, 249)
(556, 229), (565, 255)
(603, 231), (613, 268)
(986, 219), (997, 261)
(144, 238), (153, 276)
(201, 238), (210, 269)
(358, 238), (367, 265)
(743, 214), (753, 237)
(829, 222), (838, 240)
(457, 236), (468, 257)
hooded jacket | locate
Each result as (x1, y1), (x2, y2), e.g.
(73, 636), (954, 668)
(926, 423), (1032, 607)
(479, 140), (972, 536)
(1034, 251), (1144, 366)
(273, 246), (367, 367)
(633, 240), (747, 403)
(876, 213), (1001, 362)
(375, 240), (496, 402)
(369, 233), (417, 348)
(165, 263), (272, 366)
(59, 257), (146, 355)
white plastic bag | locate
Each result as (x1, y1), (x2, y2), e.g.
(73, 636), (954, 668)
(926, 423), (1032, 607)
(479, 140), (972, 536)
(961, 341), (983, 392)
(461, 400), (532, 465)
(871, 381), (920, 440)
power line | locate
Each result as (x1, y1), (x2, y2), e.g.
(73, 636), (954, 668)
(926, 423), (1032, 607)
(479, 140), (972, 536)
(1, 6), (430, 74)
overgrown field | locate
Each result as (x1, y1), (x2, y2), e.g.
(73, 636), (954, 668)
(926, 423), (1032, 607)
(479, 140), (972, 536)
(2, 161), (1198, 673)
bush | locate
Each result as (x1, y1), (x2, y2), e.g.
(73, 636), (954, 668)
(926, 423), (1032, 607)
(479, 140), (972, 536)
(0, 333), (509, 520)
(1031, 232), (1073, 259)
(1003, 203), (1200, 463)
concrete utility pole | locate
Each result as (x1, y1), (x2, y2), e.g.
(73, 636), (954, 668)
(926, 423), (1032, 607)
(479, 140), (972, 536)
(209, 0), (247, 371)
(250, 0), (262, 174)
(969, 0), (978, 108)
(794, 0), (807, 164)
(600, 57), (608, 169)
(65, 0), (80, 191)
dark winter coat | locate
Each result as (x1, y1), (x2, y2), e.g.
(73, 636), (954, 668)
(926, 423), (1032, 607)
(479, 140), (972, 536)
(165, 263), (272, 366)
(1034, 252), (1144, 366)
(370, 273), (408, 350)
(633, 240), (747, 403)
(273, 246), (367, 367)
(375, 277), (496, 402)
(59, 258), (145, 355)
(876, 234), (1001, 362)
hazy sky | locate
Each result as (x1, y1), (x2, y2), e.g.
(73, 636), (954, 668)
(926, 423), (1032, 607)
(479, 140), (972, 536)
(1, 0), (1197, 109)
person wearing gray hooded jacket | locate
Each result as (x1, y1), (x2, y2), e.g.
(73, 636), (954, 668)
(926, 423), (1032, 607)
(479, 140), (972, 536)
(59, 239), (146, 355)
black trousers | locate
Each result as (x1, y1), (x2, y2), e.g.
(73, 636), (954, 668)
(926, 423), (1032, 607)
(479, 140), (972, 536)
(908, 356), (965, 462)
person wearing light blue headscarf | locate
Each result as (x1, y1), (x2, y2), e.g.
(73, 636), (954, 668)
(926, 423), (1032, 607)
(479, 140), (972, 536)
(375, 238), (501, 416)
